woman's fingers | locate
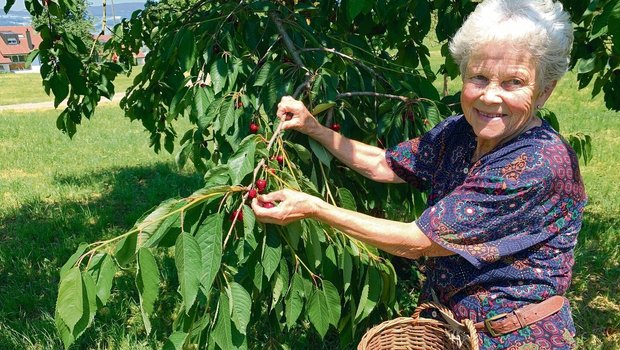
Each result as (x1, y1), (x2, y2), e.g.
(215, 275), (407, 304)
(251, 189), (318, 225)
(275, 96), (318, 134)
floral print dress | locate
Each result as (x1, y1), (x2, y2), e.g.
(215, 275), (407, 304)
(385, 115), (587, 349)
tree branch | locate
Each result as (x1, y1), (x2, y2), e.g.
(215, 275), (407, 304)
(336, 92), (411, 103)
(269, 12), (313, 99)
(299, 47), (391, 86)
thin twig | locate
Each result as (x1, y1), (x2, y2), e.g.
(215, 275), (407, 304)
(88, 0), (108, 58)
(299, 47), (390, 86)
(336, 91), (411, 103)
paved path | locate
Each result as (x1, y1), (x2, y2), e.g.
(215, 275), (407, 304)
(0, 92), (126, 112)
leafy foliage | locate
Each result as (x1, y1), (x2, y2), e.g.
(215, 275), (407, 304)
(2, 0), (616, 347)
(567, 0), (620, 111)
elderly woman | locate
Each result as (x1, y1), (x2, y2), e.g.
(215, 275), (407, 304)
(251, 0), (586, 348)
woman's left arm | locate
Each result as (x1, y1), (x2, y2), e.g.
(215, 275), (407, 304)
(251, 189), (454, 259)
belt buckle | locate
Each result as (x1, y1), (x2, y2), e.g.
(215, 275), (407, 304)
(484, 313), (508, 337)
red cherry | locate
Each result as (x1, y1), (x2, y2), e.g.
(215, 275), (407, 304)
(259, 200), (275, 208)
(284, 112), (293, 121)
(276, 155), (284, 164)
(330, 123), (340, 132)
(256, 179), (267, 192)
(229, 210), (243, 222)
(236, 100), (244, 109)
(249, 123), (259, 134)
(248, 189), (257, 199)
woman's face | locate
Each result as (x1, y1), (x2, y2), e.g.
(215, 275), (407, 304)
(461, 44), (553, 150)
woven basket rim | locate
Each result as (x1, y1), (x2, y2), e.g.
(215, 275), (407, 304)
(357, 302), (479, 350)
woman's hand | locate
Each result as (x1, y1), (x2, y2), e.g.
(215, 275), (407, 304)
(276, 96), (324, 137)
(251, 188), (321, 225)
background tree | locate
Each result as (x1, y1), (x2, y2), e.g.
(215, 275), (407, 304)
(2, 0), (618, 348)
(30, 0), (94, 44)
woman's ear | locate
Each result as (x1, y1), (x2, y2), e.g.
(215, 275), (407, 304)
(535, 80), (558, 109)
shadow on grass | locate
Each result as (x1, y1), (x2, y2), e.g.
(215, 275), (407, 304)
(570, 209), (620, 347)
(0, 162), (203, 349)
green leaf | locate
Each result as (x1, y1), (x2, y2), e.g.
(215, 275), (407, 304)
(78, 272), (98, 334)
(50, 72), (69, 108)
(55, 313), (74, 349)
(114, 232), (138, 267)
(3, 0), (16, 13)
(87, 253), (116, 306)
(285, 273), (304, 328)
(60, 243), (88, 278)
(271, 267), (285, 307)
(228, 135), (257, 184)
(254, 61), (274, 87)
(304, 221), (323, 269)
(162, 332), (188, 350)
(210, 58), (227, 94)
(221, 98), (237, 132)
(204, 164), (231, 187)
(284, 221), (302, 250)
(262, 227), (282, 281)
(56, 267), (83, 333)
(583, 134), (593, 165)
(137, 248), (160, 334)
(322, 280), (341, 327)
(177, 28), (196, 72)
(577, 57), (596, 74)
(201, 96), (225, 130)
(307, 288), (330, 338)
(229, 282), (252, 335)
(196, 212), (223, 295)
(175, 232), (202, 314)
(608, 1), (620, 48)
(355, 266), (382, 322)
(311, 102), (336, 115)
(25, 49), (39, 68)
(337, 187), (356, 211)
(242, 204), (255, 235)
(342, 249), (353, 293)
(141, 199), (182, 248)
(286, 141), (312, 164)
(191, 87), (209, 123)
(308, 139), (332, 168)
(347, 0), (373, 21)
(213, 292), (233, 350)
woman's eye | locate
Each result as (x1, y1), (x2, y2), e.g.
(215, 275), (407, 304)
(470, 75), (488, 84)
(503, 79), (523, 89)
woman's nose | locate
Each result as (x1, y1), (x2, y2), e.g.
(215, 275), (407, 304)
(480, 84), (503, 104)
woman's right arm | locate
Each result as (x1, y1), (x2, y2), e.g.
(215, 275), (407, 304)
(277, 96), (405, 184)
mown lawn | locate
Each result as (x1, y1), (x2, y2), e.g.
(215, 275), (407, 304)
(0, 66), (142, 106)
(0, 67), (618, 349)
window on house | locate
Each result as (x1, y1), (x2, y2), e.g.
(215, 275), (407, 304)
(9, 55), (25, 63)
(6, 38), (18, 45)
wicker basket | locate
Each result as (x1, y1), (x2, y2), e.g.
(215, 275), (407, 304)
(358, 302), (479, 350)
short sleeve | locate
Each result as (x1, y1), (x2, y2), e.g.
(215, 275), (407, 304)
(417, 152), (557, 269)
(385, 116), (463, 190)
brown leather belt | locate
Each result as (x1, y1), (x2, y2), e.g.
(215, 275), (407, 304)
(474, 295), (566, 337)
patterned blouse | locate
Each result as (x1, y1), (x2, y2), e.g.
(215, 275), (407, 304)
(385, 115), (586, 349)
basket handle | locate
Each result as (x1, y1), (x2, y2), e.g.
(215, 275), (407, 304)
(412, 302), (480, 350)
(412, 302), (467, 332)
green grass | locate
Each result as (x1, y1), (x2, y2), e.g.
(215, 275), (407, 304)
(0, 105), (200, 349)
(0, 66), (142, 105)
(0, 63), (619, 349)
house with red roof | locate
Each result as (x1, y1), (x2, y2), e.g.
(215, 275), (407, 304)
(95, 33), (146, 66)
(0, 26), (42, 73)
